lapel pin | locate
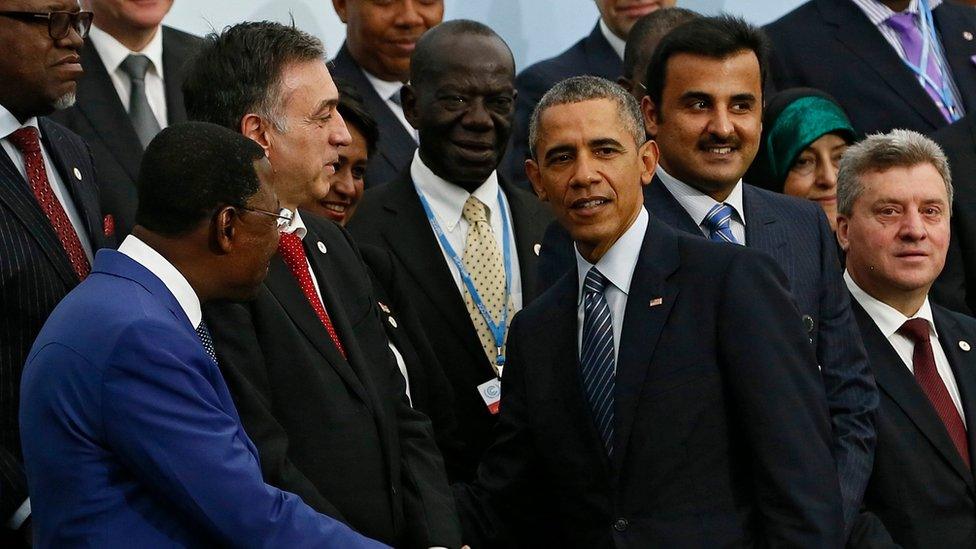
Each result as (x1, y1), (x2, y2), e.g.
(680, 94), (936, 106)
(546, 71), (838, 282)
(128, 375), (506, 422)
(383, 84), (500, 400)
(533, 243), (541, 256)
(960, 341), (971, 352)
(388, 316), (398, 328)
(72, 167), (82, 180)
(317, 241), (327, 254)
(378, 301), (391, 314)
(964, 31), (974, 41)
(649, 297), (663, 307)
(802, 314), (815, 334)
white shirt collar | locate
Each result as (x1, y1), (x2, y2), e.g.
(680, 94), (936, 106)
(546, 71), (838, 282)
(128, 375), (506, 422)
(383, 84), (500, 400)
(655, 165), (746, 227)
(851, 0), (942, 26)
(362, 69), (405, 103)
(575, 207), (648, 304)
(0, 103), (39, 139)
(598, 18), (626, 61)
(410, 150), (501, 232)
(88, 24), (165, 79)
(118, 234), (202, 328)
(845, 270), (938, 339)
(283, 208), (308, 240)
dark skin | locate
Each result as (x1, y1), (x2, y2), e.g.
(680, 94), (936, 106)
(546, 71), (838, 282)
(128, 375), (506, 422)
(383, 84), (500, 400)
(881, 0), (911, 10)
(402, 32), (516, 193)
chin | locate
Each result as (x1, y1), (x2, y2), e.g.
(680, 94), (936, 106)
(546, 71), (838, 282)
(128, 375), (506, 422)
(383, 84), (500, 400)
(54, 91), (76, 110)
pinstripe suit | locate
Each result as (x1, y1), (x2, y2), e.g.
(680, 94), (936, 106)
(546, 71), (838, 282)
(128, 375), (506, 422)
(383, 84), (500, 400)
(0, 117), (110, 521)
(537, 176), (879, 529)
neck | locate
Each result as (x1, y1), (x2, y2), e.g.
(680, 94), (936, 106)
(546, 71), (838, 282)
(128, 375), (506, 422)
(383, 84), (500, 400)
(132, 226), (214, 303)
(883, 0), (912, 11)
(577, 206), (641, 264)
(96, 22), (159, 53)
(851, 269), (929, 317)
(659, 160), (736, 202)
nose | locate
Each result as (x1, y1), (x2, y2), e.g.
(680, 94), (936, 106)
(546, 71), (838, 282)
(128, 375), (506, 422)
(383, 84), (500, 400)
(60, 23), (84, 50)
(331, 165), (355, 199)
(815, 157), (838, 190)
(461, 98), (493, 132)
(899, 209), (927, 242)
(570, 151), (601, 188)
(331, 110), (352, 147)
(706, 108), (734, 139)
(395, 0), (426, 27)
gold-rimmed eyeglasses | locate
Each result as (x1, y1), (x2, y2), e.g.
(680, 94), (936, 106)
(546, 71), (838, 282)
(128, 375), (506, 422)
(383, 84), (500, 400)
(0, 10), (94, 40)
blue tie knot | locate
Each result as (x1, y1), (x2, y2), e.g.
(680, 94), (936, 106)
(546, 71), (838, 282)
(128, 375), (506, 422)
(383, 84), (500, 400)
(703, 203), (739, 244)
(584, 267), (609, 296)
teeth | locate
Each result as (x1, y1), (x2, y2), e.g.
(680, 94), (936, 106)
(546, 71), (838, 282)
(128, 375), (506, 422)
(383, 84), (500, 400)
(324, 204), (347, 213)
(577, 199), (606, 209)
(707, 147), (732, 154)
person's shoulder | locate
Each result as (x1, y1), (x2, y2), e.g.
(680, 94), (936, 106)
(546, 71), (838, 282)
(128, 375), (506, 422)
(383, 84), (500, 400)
(935, 302), (976, 334)
(162, 25), (203, 47)
(764, 0), (822, 35)
(936, 0), (976, 21)
(38, 117), (90, 154)
(746, 183), (823, 218)
(516, 34), (589, 89)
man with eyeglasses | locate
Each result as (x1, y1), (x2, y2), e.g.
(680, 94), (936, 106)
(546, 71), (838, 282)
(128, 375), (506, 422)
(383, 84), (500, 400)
(0, 1), (111, 544)
(49, 0), (201, 241)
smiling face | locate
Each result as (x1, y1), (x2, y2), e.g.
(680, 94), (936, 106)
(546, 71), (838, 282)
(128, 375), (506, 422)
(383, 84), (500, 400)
(643, 50), (762, 201)
(527, 98), (658, 262)
(304, 124), (368, 226)
(405, 33), (515, 191)
(90, 0), (172, 35)
(0, 0), (85, 120)
(595, 0), (675, 39)
(783, 133), (848, 231)
(264, 60), (351, 210)
(838, 163), (950, 308)
(334, 0), (443, 82)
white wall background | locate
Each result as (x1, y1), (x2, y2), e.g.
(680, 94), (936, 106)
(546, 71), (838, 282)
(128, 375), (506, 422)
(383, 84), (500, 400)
(165, 0), (805, 73)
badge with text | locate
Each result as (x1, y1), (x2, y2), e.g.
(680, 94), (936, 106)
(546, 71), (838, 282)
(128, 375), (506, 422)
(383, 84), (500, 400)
(477, 378), (502, 415)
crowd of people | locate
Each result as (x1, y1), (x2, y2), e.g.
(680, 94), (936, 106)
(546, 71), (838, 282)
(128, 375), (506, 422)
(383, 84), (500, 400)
(2, 0), (976, 547)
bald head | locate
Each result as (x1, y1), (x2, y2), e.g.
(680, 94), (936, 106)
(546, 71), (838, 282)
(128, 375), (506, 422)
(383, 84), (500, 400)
(409, 19), (514, 85)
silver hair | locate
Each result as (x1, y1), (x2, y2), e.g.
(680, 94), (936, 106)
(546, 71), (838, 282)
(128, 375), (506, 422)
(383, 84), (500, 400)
(837, 129), (953, 216)
(528, 75), (645, 159)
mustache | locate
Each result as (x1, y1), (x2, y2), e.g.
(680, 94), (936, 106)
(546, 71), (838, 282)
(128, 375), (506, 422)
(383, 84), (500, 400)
(697, 134), (741, 149)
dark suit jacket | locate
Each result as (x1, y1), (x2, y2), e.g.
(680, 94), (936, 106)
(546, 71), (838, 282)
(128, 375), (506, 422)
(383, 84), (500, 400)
(49, 26), (201, 240)
(765, 0), (976, 136)
(330, 44), (417, 189)
(204, 214), (460, 548)
(348, 170), (552, 481)
(457, 216), (844, 547)
(501, 23), (623, 190)
(848, 300), (976, 548)
(0, 118), (110, 524)
(931, 114), (976, 316)
(359, 244), (465, 480)
(538, 177), (878, 527)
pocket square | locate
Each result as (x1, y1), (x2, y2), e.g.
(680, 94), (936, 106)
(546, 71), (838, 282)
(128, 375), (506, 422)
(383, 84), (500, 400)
(103, 214), (115, 237)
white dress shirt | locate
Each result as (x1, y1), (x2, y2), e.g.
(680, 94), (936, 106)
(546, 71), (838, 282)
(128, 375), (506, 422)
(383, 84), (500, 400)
(362, 70), (417, 141)
(88, 24), (168, 127)
(284, 211), (412, 401)
(598, 18), (626, 61)
(845, 271), (965, 423)
(119, 234), (202, 328)
(0, 104), (94, 262)
(575, 207), (648, 367)
(656, 165), (747, 244)
(411, 151), (524, 314)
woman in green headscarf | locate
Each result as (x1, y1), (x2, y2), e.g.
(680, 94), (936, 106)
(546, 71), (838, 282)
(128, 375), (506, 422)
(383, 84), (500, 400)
(746, 88), (856, 231)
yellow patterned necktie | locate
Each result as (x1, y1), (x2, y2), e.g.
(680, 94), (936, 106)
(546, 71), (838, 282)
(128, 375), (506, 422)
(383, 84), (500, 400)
(461, 195), (508, 372)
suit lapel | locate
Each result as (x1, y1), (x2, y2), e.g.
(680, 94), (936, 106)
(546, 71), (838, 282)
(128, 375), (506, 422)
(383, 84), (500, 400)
(501, 178), (543, 303)
(643, 175), (702, 236)
(818, 0), (947, 129)
(742, 186), (791, 279)
(853, 301), (975, 488)
(934, 306), (976, 479)
(933, 5), (976, 114)
(582, 24), (623, 80)
(161, 27), (191, 125)
(613, 218), (679, 474)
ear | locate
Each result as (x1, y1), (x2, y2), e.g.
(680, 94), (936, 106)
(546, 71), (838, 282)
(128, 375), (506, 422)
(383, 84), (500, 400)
(241, 113), (273, 157)
(836, 215), (851, 252)
(638, 140), (659, 187)
(526, 158), (547, 202)
(641, 95), (660, 138)
(213, 206), (238, 255)
(401, 84), (419, 129)
(332, 0), (349, 23)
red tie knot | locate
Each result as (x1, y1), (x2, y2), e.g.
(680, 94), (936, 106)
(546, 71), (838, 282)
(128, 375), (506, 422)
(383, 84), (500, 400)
(898, 317), (931, 345)
(8, 126), (42, 155)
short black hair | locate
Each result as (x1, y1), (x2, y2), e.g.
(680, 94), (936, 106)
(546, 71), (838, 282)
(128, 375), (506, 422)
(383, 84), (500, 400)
(622, 7), (700, 81)
(334, 79), (379, 156)
(183, 21), (326, 131)
(643, 15), (770, 107)
(410, 19), (512, 85)
(135, 122), (266, 236)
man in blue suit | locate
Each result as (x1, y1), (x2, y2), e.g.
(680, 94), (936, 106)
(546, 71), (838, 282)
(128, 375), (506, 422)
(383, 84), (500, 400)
(19, 122), (387, 547)
(502, 0), (675, 189)
(456, 75), (843, 547)
(538, 16), (879, 534)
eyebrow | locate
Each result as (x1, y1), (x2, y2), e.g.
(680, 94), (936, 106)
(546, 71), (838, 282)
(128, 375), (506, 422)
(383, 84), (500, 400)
(542, 144), (576, 161)
(589, 137), (624, 150)
(312, 98), (339, 116)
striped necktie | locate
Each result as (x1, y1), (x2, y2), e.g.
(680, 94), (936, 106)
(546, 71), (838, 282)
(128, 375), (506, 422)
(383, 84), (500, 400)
(580, 267), (615, 456)
(703, 202), (739, 244)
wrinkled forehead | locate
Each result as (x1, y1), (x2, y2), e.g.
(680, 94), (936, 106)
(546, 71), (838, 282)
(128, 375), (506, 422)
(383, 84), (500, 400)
(2, 0), (83, 10)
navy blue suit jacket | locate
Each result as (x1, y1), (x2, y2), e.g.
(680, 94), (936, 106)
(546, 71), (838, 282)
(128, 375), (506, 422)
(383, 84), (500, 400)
(501, 23), (623, 190)
(458, 216), (843, 547)
(19, 249), (386, 548)
(765, 0), (976, 136)
(538, 178), (879, 527)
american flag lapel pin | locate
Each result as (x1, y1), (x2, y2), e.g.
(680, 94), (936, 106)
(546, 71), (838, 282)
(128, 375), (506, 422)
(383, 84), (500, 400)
(649, 297), (663, 307)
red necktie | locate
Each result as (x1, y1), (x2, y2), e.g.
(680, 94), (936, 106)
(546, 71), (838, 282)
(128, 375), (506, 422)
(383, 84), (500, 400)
(8, 127), (90, 280)
(899, 318), (971, 467)
(277, 232), (346, 358)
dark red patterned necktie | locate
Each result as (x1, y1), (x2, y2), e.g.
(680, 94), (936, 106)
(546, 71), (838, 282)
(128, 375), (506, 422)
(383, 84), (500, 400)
(277, 232), (346, 358)
(8, 127), (90, 280)
(899, 318), (971, 467)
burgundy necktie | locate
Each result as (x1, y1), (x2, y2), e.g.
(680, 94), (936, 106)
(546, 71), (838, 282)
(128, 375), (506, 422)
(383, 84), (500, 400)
(899, 318), (970, 467)
(277, 232), (346, 358)
(8, 127), (90, 280)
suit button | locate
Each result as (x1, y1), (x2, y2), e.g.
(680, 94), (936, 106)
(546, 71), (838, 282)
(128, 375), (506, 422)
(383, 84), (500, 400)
(613, 518), (628, 532)
(391, 485), (398, 496)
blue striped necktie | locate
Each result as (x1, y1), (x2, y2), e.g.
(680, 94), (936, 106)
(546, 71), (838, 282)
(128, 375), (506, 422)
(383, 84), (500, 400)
(703, 203), (739, 244)
(580, 267), (615, 456)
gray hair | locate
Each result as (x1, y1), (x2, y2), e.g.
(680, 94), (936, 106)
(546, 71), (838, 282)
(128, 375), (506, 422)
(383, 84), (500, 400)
(837, 129), (953, 216)
(528, 75), (645, 159)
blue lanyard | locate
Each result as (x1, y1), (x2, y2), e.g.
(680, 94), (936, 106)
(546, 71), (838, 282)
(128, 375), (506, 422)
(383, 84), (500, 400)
(900, 0), (961, 122)
(417, 188), (513, 371)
